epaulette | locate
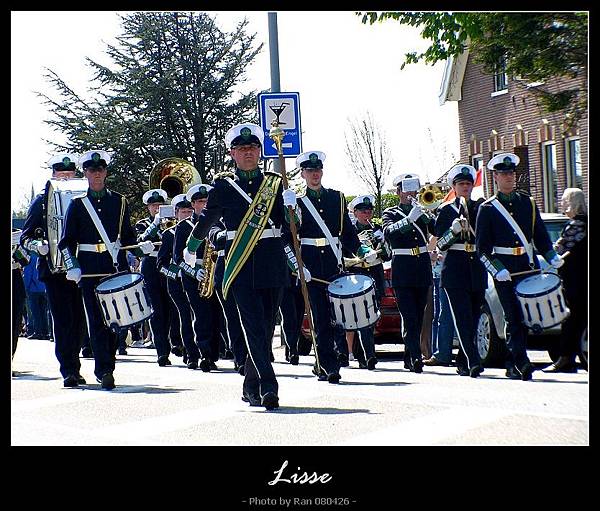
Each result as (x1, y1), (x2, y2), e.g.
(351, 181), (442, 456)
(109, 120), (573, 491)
(213, 170), (236, 181)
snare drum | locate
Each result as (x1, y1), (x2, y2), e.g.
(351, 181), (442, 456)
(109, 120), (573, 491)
(327, 274), (380, 331)
(515, 273), (570, 334)
(95, 272), (153, 331)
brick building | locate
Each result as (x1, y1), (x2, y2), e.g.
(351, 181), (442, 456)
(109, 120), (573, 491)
(439, 50), (587, 212)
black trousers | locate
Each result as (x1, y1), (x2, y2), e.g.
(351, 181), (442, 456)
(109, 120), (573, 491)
(215, 283), (247, 367)
(307, 283), (340, 376)
(45, 273), (87, 378)
(182, 274), (214, 361)
(559, 286), (588, 360)
(279, 281), (305, 358)
(393, 286), (430, 364)
(141, 257), (171, 359)
(167, 277), (196, 361)
(80, 278), (119, 380)
(12, 269), (26, 358)
(495, 279), (530, 370)
(168, 298), (183, 350)
(232, 284), (282, 399)
(442, 287), (484, 370)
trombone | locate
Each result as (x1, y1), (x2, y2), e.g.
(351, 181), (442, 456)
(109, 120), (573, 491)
(409, 183), (444, 217)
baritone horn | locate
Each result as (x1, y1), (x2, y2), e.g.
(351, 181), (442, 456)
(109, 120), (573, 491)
(149, 157), (201, 199)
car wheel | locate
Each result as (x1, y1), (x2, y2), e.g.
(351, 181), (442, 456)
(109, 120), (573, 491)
(476, 303), (506, 368)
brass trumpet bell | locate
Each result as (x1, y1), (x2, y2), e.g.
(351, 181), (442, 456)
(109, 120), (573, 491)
(416, 183), (445, 210)
(149, 157), (201, 199)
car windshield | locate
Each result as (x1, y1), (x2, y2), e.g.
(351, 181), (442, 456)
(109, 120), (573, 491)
(544, 220), (567, 244)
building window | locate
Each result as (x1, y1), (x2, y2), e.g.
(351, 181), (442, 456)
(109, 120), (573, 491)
(565, 137), (583, 189)
(542, 142), (558, 213)
(493, 59), (508, 93)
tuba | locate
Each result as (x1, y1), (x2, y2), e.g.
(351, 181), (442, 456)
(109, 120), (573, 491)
(148, 157), (202, 199)
(198, 239), (218, 298)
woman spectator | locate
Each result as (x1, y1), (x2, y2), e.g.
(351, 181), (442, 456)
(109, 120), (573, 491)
(543, 188), (588, 373)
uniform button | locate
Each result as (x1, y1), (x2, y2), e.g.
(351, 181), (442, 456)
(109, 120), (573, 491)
(98, 209), (101, 212)
(248, 181), (252, 185)
(319, 209), (323, 213)
(320, 249), (324, 254)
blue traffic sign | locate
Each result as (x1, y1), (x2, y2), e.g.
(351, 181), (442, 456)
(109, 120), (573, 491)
(257, 92), (302, 158)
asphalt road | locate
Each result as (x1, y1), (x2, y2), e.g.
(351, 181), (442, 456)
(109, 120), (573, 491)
(11, 334), (588, 446)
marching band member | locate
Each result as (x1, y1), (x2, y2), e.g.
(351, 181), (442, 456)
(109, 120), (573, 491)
(209, 221), (248, 374)
(295, 151), (377, 383)
(382, 173), (435, 373)
(339, 194), (389, 370)
(184, 123), (289, 410)
(58, 150), (155, 390)
(427, 165), (486, 377)
(135, 188), (175, 367)
(20, 154), (88, 387)
(12, 229), (30, 362)
(156, 193), (196, 368)
(174, 184), (218, 372)
(475, 153), (563, 380)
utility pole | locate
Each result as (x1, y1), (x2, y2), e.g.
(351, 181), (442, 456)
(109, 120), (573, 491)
(268, 12), (282, 173)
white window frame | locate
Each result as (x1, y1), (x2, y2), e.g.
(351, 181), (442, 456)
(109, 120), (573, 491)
(493, 59), (508, 94)
(565, 136), (583, 189)
(541, 141), (558, 213)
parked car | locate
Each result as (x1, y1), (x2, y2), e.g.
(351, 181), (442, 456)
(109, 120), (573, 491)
(300, 212), (570, 364)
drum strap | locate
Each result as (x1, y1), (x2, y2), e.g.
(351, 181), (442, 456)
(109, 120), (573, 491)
(490, 198), (534, 267)
(300, 196), (342, 266)
(81, 197), (120, 268)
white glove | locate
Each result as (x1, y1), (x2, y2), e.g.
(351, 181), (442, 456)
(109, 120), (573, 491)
(495, 269), (512, 282)
(183, 247), (197, 266)
(152, 214), (161, 226)
(373, 230), (385, 242)
(364, 249), (378, 264)
(195, 268), (206, 282)
(66, 268), (82, 283)
(550, 254), (564, 269)
(139, 240), (155, 255)
(451, 218), (463, 235)
(282, 189), (297, 208)
(35, 240), (50, 256)
(301, 266), (312, 283)
(408, 204), (425, 222)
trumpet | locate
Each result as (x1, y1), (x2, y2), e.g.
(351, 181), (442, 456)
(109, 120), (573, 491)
(409, 183), (445, 216)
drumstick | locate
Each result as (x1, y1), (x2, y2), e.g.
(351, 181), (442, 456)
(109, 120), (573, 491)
(510, 252), (570, 277)
(119, 241), (163, 251)
(345, 248), (384, 268)
(81, 273), (112, 278)
(291, 272), (331, 285)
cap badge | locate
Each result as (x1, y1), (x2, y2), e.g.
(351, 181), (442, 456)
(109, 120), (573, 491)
(199, 186), (206, 194)
(62, 157), (71, 166)
(363, 197), (371, 204)
(309, 153), (318, 163)
(92, 152), (101, 162)
(152, 191), (160, 199)
(503, 156), (512, 165)
(240, 127), (251, 139)
(461, 167), (470, 175)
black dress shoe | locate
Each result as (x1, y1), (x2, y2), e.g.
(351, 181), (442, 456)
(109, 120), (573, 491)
(469, 365), (484, 378)
(456, 367), (470, 376)
(367, 357), (377, 370)
(542, 356), (577, 373)
(327, 372), (341, 384)
(242, 392), (262, 406)
(412, 359), (423, 373)
(312, 366), (327, 380)
(187, 360), (198, 370)
(199, 358), (212, 372)
(505, 366), (521, 379)
(158, 356), (172, 367)
(171, 346), (184, 357)
(235, 363), (246, 376)
(81, 348), (93, 358)
(261, 392), (280, 410)
(118, 347), (128, 356)
(63, 375), (79, 388)
(520, 362), (534, 381)
(338, 353), (349, 367)
(97, 373), (115, 390)
(289, 354), (299, 366)
(75, 374), (86, 385)
(223, 349), (235, 360)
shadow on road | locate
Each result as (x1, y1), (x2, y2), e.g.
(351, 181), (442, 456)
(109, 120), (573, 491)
(11, 371), (60, 382)
(266, 406), (374, 415)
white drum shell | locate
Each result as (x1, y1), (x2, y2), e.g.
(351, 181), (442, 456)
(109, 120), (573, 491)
(95, 272), (153, 330)
(45, 178), (89, 273)
(515, 273), (570, 331)
(327, 274), (380, 330)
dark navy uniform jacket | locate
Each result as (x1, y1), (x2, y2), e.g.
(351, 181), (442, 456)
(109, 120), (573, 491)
(435, 197), (487, 291)
(296, 187), (360, 281)
(189, 168), (289, 290)
(382, 203), (434, 287)
(58, 189), (137, 276)
(156, 225), (177, 276)
(174, 215), (199, 266)
(21, 193), (54, 281)
(475, 191), (555, 276)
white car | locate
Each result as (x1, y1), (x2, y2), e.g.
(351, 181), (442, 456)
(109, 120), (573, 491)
(475, 213), (570, 366)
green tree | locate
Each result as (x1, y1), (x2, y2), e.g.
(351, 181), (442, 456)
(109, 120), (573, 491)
(37, 12), (262, 216)
(358, 12), (587, 126)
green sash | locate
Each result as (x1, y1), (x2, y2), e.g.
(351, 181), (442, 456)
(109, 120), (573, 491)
(222, 173), (282, 299)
